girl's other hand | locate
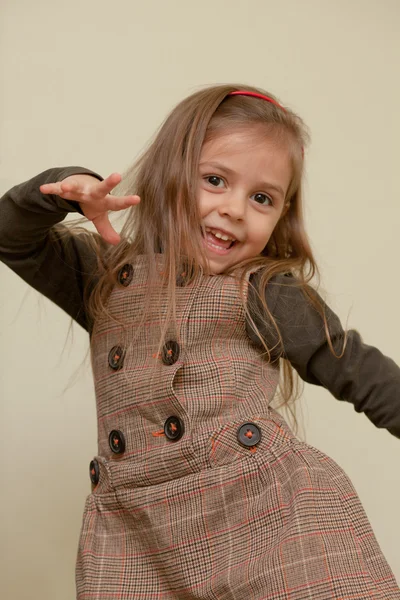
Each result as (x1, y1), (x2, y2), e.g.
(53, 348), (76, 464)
(40, 173), (140, 245)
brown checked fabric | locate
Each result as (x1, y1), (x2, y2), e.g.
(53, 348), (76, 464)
(76, 256), (400, 599)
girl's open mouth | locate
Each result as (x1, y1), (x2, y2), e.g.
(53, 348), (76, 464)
(201, 226), (237, 255)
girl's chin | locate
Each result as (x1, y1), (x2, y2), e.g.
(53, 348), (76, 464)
(203, 254), (236, 275)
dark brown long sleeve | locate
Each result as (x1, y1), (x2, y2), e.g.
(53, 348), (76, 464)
(247, 272), (400, 438)
(0, 167), (104, 332)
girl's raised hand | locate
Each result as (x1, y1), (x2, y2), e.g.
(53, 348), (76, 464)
(40, 172), (140, 245)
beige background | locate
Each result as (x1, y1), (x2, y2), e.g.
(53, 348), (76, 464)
(1, 0), (399, 597)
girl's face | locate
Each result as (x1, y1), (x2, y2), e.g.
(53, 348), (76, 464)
(197, 126), (293, 274)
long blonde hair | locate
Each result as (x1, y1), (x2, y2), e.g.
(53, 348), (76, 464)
(72, 84), (339, 418)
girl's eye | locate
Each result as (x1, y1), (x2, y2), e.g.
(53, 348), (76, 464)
(251, 192), (273, 206)
(206, 175), (224, 188)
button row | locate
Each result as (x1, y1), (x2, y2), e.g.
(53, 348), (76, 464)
(106, 421), (261, 453)
(117, 264), (191, 288)
(89, 422), (261, 485)
(108, 340), (180, 370)
(106, 419), (184, 457)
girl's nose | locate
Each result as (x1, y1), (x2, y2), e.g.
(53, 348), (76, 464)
(218, 195), (246, 220)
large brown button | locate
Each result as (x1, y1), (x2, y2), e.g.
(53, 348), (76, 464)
(237, 423), (261, 447)
(108, 346), (125, 370)
(109, 429), (126, 454)
(164, 416), (184, 441)
(89, 459), (100, 485)
(118, 264), (133, 287)
(161, 340), (180, 365)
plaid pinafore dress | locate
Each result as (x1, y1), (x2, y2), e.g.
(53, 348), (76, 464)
(77, 256), (400, 599)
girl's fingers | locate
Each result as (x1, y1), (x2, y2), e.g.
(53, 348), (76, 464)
(40, 179), (88, 199)
(105, 194), (141, 212)
(40, 182), (66, 195)
(91, 173), (122, 199)
(41, 174), (138, 209)
(40, 174), (120, 200)
(92, 212), (121, 246)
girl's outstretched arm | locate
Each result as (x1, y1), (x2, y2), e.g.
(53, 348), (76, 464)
(247, 272), (400, 439)
(0, 167), (125, 332)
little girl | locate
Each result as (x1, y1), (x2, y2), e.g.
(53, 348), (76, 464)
(1, 84), (399, 599)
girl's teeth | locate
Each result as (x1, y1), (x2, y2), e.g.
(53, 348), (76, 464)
(205, 227), (234, 241)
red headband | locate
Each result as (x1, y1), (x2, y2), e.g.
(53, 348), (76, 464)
(227, 90), (304, 158)
(228, 90), (286, 112)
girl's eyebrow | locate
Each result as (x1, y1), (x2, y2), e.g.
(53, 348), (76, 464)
(199, 161), (286, 199)
(199, 160), (234, 174)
